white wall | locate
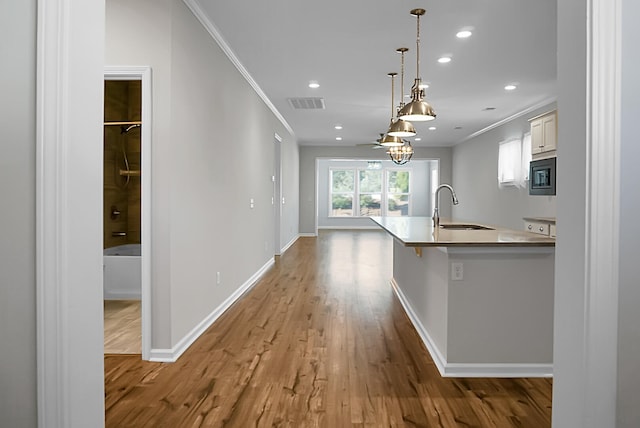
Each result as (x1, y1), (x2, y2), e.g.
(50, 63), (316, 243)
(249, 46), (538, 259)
(451, 103), (557, 230)
(617, 0), (640, 425)
(0, 1), (37, 426)
(553, 0), (589, 425)
(299, 146), (453, 234)
(316, 159), (436, 228)
(106, 0), (298, 351)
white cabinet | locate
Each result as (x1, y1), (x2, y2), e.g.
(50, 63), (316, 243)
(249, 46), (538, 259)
(529, 110), (557, 156)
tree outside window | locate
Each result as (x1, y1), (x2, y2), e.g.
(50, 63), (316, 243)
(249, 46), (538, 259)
(330, 168), (411, 217)
(387, 171), (410, 216)
(359, 170), (382, 216)
(331, 170), (354, 216)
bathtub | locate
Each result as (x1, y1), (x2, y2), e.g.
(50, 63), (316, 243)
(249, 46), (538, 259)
(103, 244), (141, 300)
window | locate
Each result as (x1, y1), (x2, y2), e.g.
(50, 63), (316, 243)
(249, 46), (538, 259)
(498, 137), (527, 188)
(330, 167), (411, 217)
(330, 169), (355, 216)
(387, 170), (410, 216)
(359, 169), (382, 216)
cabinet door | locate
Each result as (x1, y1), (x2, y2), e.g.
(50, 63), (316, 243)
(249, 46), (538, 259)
(541, 113), (557, 152)
(531, 119), (544, 155)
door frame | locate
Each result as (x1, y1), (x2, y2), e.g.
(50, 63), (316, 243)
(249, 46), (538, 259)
(104, 66), (152, 360)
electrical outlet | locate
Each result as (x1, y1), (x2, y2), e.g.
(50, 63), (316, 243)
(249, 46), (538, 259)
(216, 271), (221, 285)
(451, 262), (464, 281)
(250, 198), (255, 209)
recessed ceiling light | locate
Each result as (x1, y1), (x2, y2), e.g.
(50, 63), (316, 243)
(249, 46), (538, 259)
(308, 80), (320, 89)
(428, 126), (437, 130)
(456, 30), (472, 39)
(438, 57), (452, 64)
(419, 83), (430, 89)
(335, 137), (342, 141)
(414, 137), (422, 141)
(504, 84), (517, 91)
(334, 124), (343, 130)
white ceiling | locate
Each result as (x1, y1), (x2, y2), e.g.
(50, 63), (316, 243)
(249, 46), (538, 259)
(195, 0), (557, 147)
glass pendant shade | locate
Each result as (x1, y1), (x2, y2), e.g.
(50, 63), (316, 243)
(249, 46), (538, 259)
(387, 141), (414, 165)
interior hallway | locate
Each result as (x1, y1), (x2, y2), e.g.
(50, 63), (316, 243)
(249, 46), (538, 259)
(105, 230), (551, 427)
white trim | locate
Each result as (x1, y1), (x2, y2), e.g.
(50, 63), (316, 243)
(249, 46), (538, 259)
(104, 66), (153, 361)
(298, 233), (317, 238)
(391, 279), (553, 378)
(36, 1), (67, 423)
(459, 97), (557, 144)
(37, 0), (106, 425)
(390, 279), (448, 375)
(582, 0), (621, 425)
(104, 292), (142, 300)
(149, 258), (275, 362)
(279, 234), (299, 255)
(181, 0), (294, 137)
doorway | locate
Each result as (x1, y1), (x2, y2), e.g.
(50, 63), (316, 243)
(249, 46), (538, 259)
(104, 67), (152, 360)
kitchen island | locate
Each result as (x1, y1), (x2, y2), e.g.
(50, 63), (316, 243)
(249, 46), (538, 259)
(370, 216), (555, 378)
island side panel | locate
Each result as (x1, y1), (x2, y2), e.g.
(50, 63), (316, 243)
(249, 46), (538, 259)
(392, 241), (449, 363)
(446, 248), (555, 365)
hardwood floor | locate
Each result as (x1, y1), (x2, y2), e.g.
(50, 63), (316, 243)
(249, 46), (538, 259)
(104, 299), (141, 354)
(105, 230), (552, 427)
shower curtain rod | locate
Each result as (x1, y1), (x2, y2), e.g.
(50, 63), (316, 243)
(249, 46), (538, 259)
(104, 121), (142, 126)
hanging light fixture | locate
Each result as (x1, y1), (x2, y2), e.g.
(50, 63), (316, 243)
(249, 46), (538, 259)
(387, 140), (414, 165)
(380, 72), (404, 147)
(398, 8), (436, 122)
(388, 48), (416, 137)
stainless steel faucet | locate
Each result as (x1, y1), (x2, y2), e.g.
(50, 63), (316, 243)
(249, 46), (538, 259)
(433, 184), (459, 228)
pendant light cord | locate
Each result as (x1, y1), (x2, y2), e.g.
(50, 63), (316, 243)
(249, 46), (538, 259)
(416, 13), (421, 81)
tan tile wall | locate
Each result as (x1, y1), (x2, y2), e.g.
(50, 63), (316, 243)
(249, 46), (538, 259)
(104, 80), (141, 249)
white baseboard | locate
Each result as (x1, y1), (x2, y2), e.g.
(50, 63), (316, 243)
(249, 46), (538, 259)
(390, 278), (553, 378)
(104, 291), (141, 300)
(298, 232), (317, 237)
(149, 258), (275, 362)
(280, 235), (299, 254)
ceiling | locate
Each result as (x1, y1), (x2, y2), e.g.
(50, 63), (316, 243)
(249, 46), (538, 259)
(195, 0), (557, 148)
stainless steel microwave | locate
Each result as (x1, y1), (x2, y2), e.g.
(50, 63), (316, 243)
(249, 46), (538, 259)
(529, 158), (556, 195)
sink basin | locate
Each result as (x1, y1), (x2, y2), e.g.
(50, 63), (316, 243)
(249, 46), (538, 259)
(439, 223), (494, 231)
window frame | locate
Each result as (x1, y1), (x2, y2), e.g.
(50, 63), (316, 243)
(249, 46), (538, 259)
(328, 166), (413, 218)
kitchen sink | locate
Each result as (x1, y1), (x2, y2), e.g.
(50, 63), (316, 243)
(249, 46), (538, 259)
(439, 223), (494, 230)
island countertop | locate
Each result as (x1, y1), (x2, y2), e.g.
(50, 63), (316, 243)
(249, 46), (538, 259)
(370, 216), (556, 247)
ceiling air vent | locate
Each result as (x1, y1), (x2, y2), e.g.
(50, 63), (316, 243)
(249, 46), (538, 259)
(287, 97), (326, 110)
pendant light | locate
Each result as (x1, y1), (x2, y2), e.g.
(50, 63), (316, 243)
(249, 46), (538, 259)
(387, 47), (417, 137)
(398, 8), (436, 122)
(387, 141), (414, 165)
(380, 72), (404, 147)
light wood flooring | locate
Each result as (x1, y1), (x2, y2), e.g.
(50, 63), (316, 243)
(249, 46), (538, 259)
(104, 299), (141, 354)
(105, 230), (552, 427)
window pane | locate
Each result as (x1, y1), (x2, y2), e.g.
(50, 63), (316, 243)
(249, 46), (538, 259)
(331, 170), (354, 192)
(359, 170), (382, 193)
(388, 171), (410, 193)
(331, 194), (353, 216)
(359, 194), (381, 216)
(388, 194), (409, 216)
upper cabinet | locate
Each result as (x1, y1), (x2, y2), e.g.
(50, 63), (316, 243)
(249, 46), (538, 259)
(529, 110), (557, 157)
